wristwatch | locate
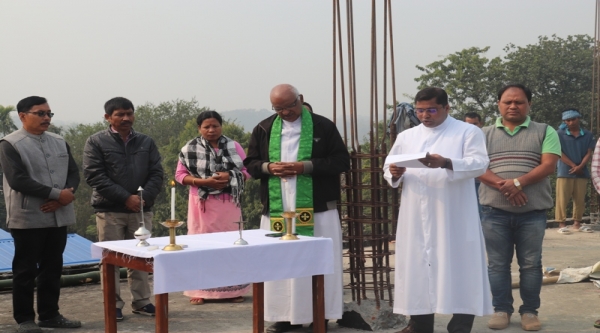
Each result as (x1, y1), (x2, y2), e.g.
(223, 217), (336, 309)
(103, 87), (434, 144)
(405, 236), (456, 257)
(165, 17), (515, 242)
(513, 178), (522, 191)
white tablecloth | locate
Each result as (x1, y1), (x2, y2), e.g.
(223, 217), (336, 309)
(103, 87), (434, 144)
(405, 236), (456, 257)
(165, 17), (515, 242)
(91, 229), (334, 294)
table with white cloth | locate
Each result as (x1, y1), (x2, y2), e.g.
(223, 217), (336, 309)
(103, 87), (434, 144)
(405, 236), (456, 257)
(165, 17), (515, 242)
(91, 229), (333, 333)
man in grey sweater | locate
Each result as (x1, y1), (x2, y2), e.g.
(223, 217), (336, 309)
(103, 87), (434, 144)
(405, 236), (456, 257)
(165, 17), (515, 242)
(479, 84), (561, 331)
(0, 96), (81, 333)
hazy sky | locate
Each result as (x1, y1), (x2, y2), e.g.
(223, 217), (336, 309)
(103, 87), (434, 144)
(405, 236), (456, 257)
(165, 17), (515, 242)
(0, 1), (595, 126)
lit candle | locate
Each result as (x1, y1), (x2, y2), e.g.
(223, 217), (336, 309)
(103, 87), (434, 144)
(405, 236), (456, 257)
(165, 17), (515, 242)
(170, 180), (176, 220)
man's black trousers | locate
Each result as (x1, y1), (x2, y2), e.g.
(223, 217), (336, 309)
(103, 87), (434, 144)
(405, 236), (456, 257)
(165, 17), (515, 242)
(11, 226), (67, 323)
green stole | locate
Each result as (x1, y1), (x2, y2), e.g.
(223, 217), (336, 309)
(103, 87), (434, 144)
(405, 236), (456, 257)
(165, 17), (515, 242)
(268, 107), (314, 236)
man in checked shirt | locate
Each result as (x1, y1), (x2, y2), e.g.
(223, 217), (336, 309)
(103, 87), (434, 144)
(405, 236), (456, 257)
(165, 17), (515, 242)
(588, 124), (600, 329)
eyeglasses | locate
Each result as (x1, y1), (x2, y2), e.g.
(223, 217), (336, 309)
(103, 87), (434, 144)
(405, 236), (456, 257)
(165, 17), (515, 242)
(272, 97), (299, 112)
(414, 108), (438, 114)
(27, 111), (54, 118)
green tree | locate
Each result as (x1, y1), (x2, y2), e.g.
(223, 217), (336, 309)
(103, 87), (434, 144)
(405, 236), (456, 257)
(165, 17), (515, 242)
(0, 105), (17, 138)
(47, 124), (63, 135)
(415, 47), (505, 124)
(503, 34), (594, 126)
(62, 122), (107, 239)
(241, 179), (262, 229)
(134, 99), (205, 149)
(414, 35), (594, 127)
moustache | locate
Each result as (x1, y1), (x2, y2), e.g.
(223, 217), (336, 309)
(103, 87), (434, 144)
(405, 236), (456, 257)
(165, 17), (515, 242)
(120, 121), (133, 125)
(41, 122), (51, 126)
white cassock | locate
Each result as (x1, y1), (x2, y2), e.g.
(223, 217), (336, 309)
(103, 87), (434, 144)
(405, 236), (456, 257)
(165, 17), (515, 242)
(260, 116), (344, 324)
(383, 116), (493, 316)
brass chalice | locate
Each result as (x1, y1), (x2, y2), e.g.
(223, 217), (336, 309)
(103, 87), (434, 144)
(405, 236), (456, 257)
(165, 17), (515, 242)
(280, 211), (299, 241)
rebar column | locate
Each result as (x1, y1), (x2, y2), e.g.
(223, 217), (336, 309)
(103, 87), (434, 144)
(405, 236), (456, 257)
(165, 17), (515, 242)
(334, 0), (399, 308)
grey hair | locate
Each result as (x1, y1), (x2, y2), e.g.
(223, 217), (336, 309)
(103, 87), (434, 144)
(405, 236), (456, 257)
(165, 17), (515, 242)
(271, 84), (299, 97)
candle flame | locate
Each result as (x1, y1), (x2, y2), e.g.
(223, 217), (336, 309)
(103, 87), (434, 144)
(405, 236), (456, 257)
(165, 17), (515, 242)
(169, 180), (176, 187)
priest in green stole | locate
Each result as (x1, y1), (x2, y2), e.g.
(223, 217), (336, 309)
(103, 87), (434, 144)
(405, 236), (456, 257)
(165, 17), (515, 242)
(244, 84), (350, 333)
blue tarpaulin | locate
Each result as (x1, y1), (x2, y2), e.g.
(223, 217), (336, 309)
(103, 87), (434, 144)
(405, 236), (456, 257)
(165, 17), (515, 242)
(0, 231), (98, 273)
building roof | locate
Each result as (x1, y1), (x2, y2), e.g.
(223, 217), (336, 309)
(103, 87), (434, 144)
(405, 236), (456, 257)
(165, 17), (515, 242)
(0, 231), (99, 273)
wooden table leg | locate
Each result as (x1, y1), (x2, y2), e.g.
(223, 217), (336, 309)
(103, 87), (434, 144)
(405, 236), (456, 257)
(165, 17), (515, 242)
(155, 293), (169, 333)
(312, 275), (325, 333)
(102, 262), (117, 333)
(253, 282), (264, 333)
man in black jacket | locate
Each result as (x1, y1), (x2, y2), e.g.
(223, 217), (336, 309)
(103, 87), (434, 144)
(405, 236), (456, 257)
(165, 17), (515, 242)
(82, 97), (163, 322)
(244, 84), (350, 333)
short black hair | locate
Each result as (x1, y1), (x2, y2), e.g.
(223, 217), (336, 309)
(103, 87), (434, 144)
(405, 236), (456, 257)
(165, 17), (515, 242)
(464, 112), (482, 122)
(104, 97), (134, 115)
(196, 110), (223, 126)
(414, 87), (448, 107)
(497, 84), (532, 102)
(17, 96), (47, 113)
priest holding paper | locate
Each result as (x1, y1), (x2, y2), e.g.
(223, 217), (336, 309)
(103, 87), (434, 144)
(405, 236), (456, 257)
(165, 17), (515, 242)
(244, 84), (350, 333)
(383, 87), (492, 333)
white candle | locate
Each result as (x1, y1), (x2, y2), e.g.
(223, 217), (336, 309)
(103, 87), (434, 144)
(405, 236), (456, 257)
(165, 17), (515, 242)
(171, 186), (176, 220)
(284, 179), (296, 233)
(283, 180), (289, 211)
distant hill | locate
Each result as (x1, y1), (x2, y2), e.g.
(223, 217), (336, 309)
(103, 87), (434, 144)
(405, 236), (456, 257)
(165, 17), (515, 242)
(221, 108), (372, 142)
(220, 109), (273, 131)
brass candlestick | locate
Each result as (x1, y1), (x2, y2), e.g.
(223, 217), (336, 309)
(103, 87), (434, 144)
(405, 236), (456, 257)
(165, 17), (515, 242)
(280, 211), (299, 240)
(161, 180), (185, 251)
(161, 219), (185, 251)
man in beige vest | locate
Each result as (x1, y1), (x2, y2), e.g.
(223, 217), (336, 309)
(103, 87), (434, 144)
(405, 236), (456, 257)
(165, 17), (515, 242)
(479, 84), (561, 331)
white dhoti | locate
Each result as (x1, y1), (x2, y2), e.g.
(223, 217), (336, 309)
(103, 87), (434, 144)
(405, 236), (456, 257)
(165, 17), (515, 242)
(260, 209), (343, 324)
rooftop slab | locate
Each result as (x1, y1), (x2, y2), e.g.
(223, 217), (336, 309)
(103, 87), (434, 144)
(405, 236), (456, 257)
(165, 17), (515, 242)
(0, 225), (599, 332)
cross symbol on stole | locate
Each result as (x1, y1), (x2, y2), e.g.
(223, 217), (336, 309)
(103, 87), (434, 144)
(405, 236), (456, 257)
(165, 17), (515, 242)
(300, 212), (310, 222)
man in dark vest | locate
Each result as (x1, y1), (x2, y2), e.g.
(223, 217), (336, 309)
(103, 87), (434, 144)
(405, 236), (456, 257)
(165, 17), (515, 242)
(0, 96), (81, 332)
(479, 84), (561, 331)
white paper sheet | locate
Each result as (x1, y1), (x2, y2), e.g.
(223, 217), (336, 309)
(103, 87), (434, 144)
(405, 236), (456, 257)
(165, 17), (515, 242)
(385, 152), (428, 168)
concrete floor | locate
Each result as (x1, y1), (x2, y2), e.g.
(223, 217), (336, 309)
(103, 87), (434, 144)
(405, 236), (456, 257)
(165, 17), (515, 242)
(1, 225), (600, 333)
